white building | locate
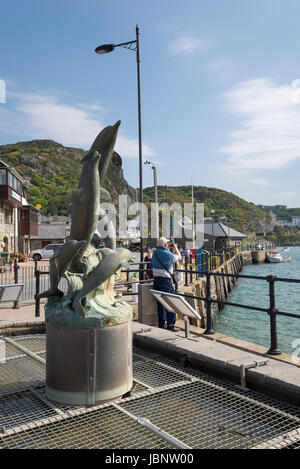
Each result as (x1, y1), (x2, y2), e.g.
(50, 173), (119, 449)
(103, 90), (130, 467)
(291, 216), (300, 227)
(277, 219), (291, 227)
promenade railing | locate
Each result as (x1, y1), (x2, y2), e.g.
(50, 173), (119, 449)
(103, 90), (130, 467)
(174, 269), (300, 356)
(32, 242), (300, 356)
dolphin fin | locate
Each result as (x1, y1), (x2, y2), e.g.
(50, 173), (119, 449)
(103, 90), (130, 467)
(68, 188), (84, 204)
(81, 149), (99, 163)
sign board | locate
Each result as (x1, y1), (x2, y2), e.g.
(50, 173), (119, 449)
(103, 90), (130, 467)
(150, 290), (201, 321)
(151, 290), (201, 340)
(0, 283), (24, 303)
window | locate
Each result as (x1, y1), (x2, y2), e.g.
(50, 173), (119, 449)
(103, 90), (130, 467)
(0, 169), (6, 185)
(4, 208), (12, 223)
(8, 172), (12, 187)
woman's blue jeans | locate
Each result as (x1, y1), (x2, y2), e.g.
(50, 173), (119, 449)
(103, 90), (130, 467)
(153, 277), (176, 330)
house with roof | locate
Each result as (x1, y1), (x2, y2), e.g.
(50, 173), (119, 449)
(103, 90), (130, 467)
(0, 159), (39, 256)
(161, 217), (247, 250)
(291, 216), (300, 227)
(29, 223), (67, 252)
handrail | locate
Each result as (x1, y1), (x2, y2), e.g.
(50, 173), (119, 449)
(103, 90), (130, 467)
(172, 270), (300, 355)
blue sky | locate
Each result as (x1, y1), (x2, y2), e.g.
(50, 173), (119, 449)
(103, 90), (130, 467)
(1, 0), (300, 207)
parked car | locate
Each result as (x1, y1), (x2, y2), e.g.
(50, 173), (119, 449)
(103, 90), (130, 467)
(30, 244), (64, 261)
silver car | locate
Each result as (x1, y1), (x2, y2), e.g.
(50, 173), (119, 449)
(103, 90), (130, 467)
(30, 244), (63, 261)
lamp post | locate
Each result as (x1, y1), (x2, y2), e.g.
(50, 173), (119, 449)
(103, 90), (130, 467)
(95, 25), (144, 263)
(211, 209), (215, 251)
(144, 160), (158, 245)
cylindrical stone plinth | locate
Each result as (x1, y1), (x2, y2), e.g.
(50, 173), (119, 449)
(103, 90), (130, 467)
(46, 321), (132, 406)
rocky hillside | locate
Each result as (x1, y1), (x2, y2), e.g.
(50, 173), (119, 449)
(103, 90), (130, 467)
(143, 185), (273, 233)
(0, 140), (135, 215)
(0, 140), (274, 234)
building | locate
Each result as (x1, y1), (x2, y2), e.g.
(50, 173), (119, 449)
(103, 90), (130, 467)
(277, 219), (291, 227)
(291, 216), (300, 227)
(164, 218), (247, 250)
(29, 224), (67, 252)
(0, 160), (38, 256)
(201, 221), (247, 250)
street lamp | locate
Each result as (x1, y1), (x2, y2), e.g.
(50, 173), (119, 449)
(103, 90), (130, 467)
(210, 209), (215, 251)
(95, 25), (144, 263)
(145, 160), (159, 244)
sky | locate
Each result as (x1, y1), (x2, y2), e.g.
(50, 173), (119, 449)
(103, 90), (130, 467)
(1, 0), (300, 207)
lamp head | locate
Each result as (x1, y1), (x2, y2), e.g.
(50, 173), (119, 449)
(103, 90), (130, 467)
(95, 44), (115, 54)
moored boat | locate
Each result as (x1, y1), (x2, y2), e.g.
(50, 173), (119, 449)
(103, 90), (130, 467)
(266, 252), (291, 263)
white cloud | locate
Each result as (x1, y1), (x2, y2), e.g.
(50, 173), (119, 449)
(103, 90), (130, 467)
(219, 78), (300, 173)
(1, 91), (156, 158)
(249, 178), (271, 187)
(169, 36), (209, 56)
(266, 191), (297, 205)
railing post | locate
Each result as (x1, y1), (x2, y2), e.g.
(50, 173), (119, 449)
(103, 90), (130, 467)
(204, 272), (215, 335)
(266, 275), (281, 355)
(184, 256), (188, 286)
(13, 258), (20, 309)
(189, 255), (193, 284)
(34, 259), (40, 318)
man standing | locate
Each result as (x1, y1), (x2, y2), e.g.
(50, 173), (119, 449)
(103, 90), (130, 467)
(150, 237), (182, 331)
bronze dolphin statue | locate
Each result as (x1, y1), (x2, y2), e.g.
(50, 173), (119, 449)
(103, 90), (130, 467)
(87, 120), (121, 185)
(72, 247), (133, 317)
(38, 239), (85, 298)
(69, 151), (101, 269)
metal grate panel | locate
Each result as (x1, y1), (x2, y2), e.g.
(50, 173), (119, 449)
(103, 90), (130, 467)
(0, 390), (58, 432)
(121, 382), (300, 449)
(0, 334), (299, 449)
(12, 335), (46, 354)
(0, 406), (174, 449)
(0, 356), (45, 394)
(133, 361), (194, 389)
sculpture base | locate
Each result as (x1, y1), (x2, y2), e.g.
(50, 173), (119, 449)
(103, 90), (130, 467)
(45, 321), (132, 406)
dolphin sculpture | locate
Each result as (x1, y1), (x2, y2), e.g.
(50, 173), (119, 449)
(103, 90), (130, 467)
(72, 247), (133, 317)
(38, 239), (85, 298)
(87, 121), (121, 251)
(69, 151), (101, 270)
(88, 120), (121, 186)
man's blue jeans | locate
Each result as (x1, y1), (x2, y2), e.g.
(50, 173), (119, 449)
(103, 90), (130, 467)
(153, 277), (176, 330)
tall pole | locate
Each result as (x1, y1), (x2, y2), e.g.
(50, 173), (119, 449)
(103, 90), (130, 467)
(136, 24), (144, 263)
(191, 180), (195, 249)
(211, 210), (215, 251)
(152, 165), (159, 243)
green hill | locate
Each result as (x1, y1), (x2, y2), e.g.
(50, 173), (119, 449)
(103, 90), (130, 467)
(0, 140), (273, 234)
(0, 140), (135, 215)
(143, 185), (272, 233)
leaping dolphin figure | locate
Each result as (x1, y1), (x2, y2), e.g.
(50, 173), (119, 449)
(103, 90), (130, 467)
(88, 120), (121, 186)
(72, 247), (133, 317)
(69, 151), (101, 270)
(38, 239), (85, 298)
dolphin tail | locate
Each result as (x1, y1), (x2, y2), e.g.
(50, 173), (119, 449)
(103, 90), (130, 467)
(38, 288), (64, 299)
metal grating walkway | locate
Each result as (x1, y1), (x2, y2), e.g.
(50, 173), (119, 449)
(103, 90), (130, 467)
(0, 334), (299, 449)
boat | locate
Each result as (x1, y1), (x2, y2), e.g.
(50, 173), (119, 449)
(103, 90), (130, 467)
(280, 247), (290, 252)
(266, 252), (291, 263)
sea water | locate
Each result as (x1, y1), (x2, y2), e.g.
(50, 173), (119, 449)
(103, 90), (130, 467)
(214, 247), (300, 356)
